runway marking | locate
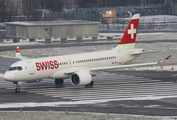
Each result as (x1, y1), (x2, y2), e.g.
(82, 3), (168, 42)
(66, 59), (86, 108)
(1, 72), (177, 101)
(171, 74), (177, 77)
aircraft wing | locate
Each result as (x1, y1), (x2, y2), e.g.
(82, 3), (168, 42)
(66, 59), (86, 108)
(65, 62), (157, 74)
(16, 47), (30, 60)
(90, 62), (158, 71)
(65, 55), (171, 74)
(130, 51), (162, 55)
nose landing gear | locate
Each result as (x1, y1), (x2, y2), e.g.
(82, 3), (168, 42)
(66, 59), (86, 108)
(14, 82), (22, 92)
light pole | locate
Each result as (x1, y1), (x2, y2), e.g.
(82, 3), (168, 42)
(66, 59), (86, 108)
(164, 17), (167, 31)
(105, 0), (107, 7)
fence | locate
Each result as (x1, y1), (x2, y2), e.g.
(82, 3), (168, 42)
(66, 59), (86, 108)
(49, 9), (102, 21)
(99, 16), (177, 32)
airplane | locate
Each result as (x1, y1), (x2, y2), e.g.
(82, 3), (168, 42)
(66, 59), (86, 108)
(3, 14), (171, 92)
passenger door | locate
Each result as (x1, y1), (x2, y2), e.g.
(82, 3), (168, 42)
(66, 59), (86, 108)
(117, 52), (123, 65)
(27, 61), (35, 75)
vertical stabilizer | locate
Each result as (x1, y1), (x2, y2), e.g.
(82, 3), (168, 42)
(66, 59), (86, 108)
(114, 14), (140, 50)
(15, 47), (29, 60)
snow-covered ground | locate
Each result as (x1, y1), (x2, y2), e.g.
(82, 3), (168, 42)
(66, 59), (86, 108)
(0, 95), (177, 109)
(100, 15), (177, 31)
(0, 74), (4, 77)
(0, 111), (169, 120)
(100, 32), (177, 41)
(121, 15), (177, 23)
(0, 42), (43, 46)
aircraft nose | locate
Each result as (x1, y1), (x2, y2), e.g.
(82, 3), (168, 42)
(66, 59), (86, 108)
(3, 72), (15, 81)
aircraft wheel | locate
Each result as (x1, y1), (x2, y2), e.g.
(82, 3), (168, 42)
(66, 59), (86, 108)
(15, 88), (20, 92)
(59, 79), (64, 85)
(85, 81), (94, 87)
(55, 79), (59, 85)
(55, 79), (64, 85)
(89, 81), (94, 87)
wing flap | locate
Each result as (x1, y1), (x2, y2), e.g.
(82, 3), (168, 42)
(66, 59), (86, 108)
(90, 62), (158, 71)
(65, 62), (158, 74)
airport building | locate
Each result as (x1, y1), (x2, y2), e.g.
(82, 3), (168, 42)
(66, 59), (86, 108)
(5, 21), (99, 40)
(144, 0), (175, 15)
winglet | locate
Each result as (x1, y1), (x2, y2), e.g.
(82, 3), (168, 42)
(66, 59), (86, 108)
(164, 55), (172, 60)
(15, 47), (30, 60)
(159, 55), (172, 63)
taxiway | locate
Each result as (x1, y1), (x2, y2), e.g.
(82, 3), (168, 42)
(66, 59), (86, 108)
(0, 56), (177, 116)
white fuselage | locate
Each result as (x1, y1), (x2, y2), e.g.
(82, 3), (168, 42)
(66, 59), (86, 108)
(4, 48), (142, 82)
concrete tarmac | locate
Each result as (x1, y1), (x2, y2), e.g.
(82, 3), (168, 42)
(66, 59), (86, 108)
(0, 41), (177, 116)
(0, 56), (177, 116)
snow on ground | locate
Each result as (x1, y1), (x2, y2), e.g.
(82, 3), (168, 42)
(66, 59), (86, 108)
(99, 32), (177, 41)
(119, 15), (177, 23)
(99, 32), (166, 37)
(121, 66), (177, 72)
(100, 15), (177, 32)
(0, 74), (4, 78)
(0, 42), (42, 47)
(0, 112), (168, 120)
(1, 95), (177, 109)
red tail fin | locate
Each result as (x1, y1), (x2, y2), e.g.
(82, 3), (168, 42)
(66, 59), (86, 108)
(114, 14), (140, 50)
(16, 47), (20, 53)
(119, 14), (140, 45)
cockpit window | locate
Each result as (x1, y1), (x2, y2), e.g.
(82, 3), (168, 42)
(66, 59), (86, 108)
(17, 67), (22, 70)
(8, 67), (17, 71)
(8, 66), (22, 71)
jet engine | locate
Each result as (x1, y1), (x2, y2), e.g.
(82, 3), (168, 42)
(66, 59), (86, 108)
(70, 71), (92, 86)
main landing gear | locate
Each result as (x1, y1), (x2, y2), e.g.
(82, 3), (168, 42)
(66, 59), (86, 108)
(55, 79), (64, 85)
(14, 82), (22, 92)
(85, 81), (94, 87)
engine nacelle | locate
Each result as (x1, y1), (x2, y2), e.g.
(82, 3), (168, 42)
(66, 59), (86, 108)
(70, 71), (92, 86)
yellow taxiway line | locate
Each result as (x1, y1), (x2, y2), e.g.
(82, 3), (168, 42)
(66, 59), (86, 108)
(171, 74), (177, 77)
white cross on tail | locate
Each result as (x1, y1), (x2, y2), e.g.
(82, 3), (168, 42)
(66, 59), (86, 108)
(128, 24), (136, 39)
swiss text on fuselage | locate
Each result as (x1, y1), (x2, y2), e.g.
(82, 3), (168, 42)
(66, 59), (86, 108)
(36, 60), (59, 71)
